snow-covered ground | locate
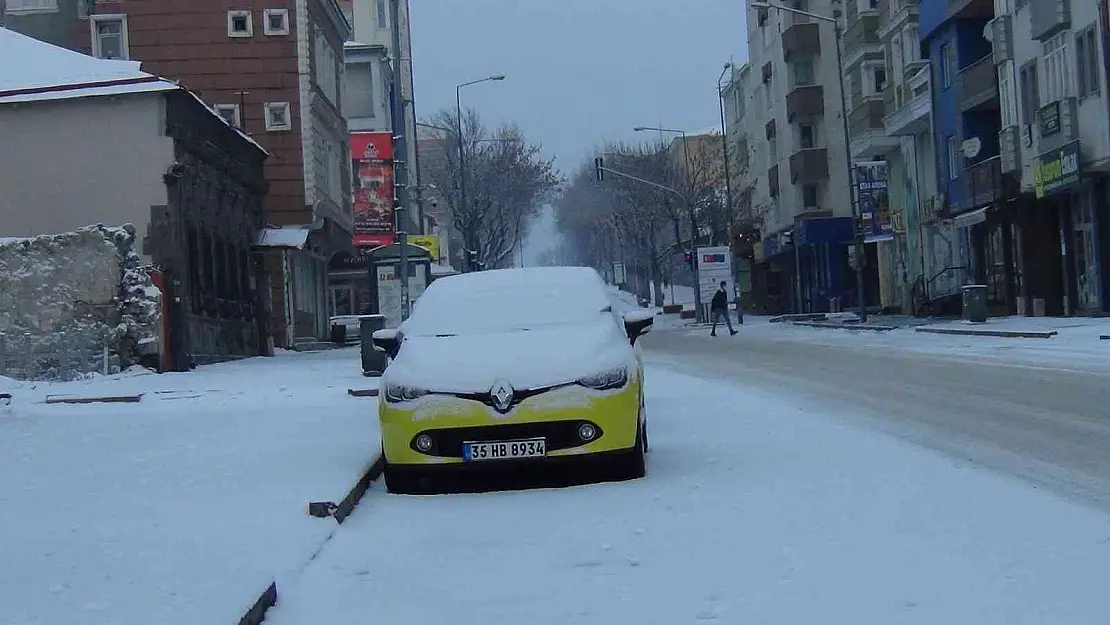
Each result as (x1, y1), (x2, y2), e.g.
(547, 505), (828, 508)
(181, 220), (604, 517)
(0, 348), (379, 625)
(695, 315), (1110, 374)
(263, 365), (1110, 625)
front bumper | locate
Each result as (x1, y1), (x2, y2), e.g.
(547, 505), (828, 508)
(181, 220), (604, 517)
(380, 381), (641, 466)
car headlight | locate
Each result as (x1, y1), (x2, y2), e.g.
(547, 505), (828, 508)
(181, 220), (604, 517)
(576, 366), (628, 390)
(384, 384), (429, 403)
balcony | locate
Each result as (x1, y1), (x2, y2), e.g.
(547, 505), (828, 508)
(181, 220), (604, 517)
(843, 13), (880, 59)
(884, 88), (931, 136)
(959, 54), (998, 112)
(786, 85), (824, 121)
(789, 147), (830, 183)
(947, 0), (992, 20)
(782, 18), (820, 61)
(769, 164), (780, 198)
(961, 156), (1017, 211)
(877, 0), (918, 39)
(990, 15), (1013, 64)
(999, 126), (1020, 174)
(849, 99), (900, 158)
(1030, 0), (1070, 41)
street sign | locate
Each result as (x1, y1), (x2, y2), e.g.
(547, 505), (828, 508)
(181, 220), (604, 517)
(612, 261), (626, 285)
(696, 245), (733, 303)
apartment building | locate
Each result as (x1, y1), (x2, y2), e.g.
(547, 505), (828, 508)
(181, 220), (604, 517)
(2, 0), (356, 347)
(992, 0), (1110, 316)
(737, 0), (863, 315)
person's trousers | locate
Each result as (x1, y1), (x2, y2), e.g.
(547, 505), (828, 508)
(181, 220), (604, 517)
(711, 308), (734, 333)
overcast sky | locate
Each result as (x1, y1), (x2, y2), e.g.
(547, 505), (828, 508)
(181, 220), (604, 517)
(409, 1), (750, 175)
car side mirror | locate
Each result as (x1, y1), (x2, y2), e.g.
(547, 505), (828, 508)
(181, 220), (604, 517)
(371, 328), (401, 358)
(623, 309), (655, 344)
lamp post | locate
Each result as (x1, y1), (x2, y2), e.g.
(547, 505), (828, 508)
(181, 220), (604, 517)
(633, 125), (704, 320)
(749, 2), (867, 323)
(717, 62), (735, 241)
(456, 74), (506, 272)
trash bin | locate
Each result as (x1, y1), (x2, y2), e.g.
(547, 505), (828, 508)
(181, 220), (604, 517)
(359, 314), (388, 376)
(961, 284), (988, 323)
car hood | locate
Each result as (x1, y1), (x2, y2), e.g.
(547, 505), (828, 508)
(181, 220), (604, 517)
(386, 318), (634, 392)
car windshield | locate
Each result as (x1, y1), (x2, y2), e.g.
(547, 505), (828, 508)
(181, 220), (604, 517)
(400, 268), (612, 337)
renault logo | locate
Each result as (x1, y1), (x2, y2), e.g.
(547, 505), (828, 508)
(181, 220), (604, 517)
(490, 379), (514, 413)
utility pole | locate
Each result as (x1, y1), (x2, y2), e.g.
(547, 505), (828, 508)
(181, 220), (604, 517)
(389, 0), (410, 320)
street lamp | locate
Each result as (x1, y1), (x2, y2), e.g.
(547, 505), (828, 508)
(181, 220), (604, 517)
(633, 124), (702, 320)
(456, 74), (506, 271)
(717, 62), (735, 239)
(749, 1), (868, 322)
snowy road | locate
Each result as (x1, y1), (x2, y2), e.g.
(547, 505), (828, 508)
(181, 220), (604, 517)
(265, 365), (1110, 624)
(645, 326), (1110, 514)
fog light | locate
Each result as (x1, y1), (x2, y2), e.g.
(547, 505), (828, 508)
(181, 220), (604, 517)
(577, 423), (597, 442)
(414, 434), (433, 452)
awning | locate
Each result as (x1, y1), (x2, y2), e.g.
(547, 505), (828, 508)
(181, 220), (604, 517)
(254, 227), (310, 249)
(950, 207), (987, 229)
(864, 233), (895, 244)
(430, 262), (459, 277)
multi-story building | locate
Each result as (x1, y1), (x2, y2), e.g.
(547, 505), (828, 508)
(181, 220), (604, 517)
(736, 0), (862, 315)
(992, 0), (1110, 316)
(340, 0), (421, 233)
(877, 0), (946, 315)
(844, 0), (905, 311)
(2, 0), (357, 348)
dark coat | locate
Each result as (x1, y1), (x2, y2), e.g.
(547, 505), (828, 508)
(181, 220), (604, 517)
(711, 289), (728, 311)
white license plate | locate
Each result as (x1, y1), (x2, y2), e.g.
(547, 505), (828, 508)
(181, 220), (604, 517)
(463, 438), (546, 462)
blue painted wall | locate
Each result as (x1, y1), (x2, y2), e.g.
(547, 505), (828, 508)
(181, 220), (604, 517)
(923, 10), (996, 215)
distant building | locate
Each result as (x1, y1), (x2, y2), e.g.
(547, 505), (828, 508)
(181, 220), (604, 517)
(0, 27), (271, 367)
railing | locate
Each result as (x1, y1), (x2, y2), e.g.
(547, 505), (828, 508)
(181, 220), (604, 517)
(959, 54), (998, 111)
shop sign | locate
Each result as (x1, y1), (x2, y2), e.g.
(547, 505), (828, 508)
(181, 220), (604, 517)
(1034, 140), (1081, 199)
(854, 160), (892, 242)
(408, 234), (440, 261)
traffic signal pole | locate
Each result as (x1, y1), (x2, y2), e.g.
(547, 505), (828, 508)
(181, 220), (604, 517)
(595, 158), (704, 321)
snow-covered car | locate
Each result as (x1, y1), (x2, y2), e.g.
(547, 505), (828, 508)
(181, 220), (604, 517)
(371, 266), (655, 494)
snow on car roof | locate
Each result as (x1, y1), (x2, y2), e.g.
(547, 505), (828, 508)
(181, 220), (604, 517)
(402, 266), (612, 336)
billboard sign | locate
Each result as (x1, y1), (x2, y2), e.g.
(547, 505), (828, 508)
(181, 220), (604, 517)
(697, 245), (733, 304)
(351, 131), (395, 247)
(855, 160), (892, 242)
(409, 234), (441, 261)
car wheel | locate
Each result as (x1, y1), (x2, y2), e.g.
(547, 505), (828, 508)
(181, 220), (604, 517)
(640, 394), (650, 453)
(613, 419), (647, 481)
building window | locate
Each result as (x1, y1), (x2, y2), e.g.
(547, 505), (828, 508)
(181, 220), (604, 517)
(998, 61), (1017, 127)
(940, 43), (953, 88)
(793, 61), (814, 87)
(313, 27), (339, 106)
(4, 0), (58, 13)
(946, 135), (960, 181)
(1042, 31), (1072, 104)
(90, 14), (128, 60)
(227, 10), (253, 38)
(213, 104), (241, 128)
(264, 102), (292, 131)
(376, 0), (389, 28)
(857, 0), (878, 12)
(1019, 60), (1039, 125)
(343, 62), (375, 118)
(1076, 26), (1100, 98)
(802, 184), (818, 208)
(263, 8), (289, 36)
(799, 124), (815, 149)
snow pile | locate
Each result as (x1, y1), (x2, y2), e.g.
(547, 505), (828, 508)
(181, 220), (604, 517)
(0, 224), (160, 380)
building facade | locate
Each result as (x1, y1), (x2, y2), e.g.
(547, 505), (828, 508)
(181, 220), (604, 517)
(0, 27), (270, 367)
(735, 0), (862, 315)
(2, 0), (357, 347)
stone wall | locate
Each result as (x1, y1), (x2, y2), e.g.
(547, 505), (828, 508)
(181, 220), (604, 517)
(0, 224), (161, 380)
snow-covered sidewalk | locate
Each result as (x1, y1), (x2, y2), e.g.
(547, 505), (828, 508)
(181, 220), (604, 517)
(0, 348), (380, 625)
(262, 366), (1110, 625)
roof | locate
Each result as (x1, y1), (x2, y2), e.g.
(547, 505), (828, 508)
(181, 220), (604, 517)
(0, 27), (267, 156)
(255, 227), (311, 249)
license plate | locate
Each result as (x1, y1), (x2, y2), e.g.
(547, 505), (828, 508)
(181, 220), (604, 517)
(463, 438), (546, 462)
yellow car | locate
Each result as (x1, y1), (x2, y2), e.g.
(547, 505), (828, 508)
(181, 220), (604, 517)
(371, 266), (654, 494)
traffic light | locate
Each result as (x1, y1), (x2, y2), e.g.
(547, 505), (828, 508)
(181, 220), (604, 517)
(595, 157), (604, 182)
(683, 250), (694, 268)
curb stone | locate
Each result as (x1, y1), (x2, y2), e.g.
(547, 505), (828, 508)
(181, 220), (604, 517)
(793, 321), (898, 332)
(915, 327), (1058, 339)
(234, 455), (384, 624)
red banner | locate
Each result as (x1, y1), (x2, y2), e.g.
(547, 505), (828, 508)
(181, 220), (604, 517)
(350, 131), (395, 247)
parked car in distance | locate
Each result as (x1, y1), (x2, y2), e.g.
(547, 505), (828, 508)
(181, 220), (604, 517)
(372, 266), (654, 494)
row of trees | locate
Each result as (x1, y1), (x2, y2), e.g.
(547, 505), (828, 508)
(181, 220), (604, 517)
(420, 108), (560, 270)
(553, 135), (758, 304)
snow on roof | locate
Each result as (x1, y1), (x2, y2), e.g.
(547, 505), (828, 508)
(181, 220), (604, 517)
(255, 227), (310, 249)
(0, 27), (177, 104)
(180, 89), (269, 156)
(0, 28), (267, 156)
(429, 262), (459, 276)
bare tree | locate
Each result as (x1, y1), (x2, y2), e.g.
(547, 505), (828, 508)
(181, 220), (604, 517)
(421, 108), (560, 270)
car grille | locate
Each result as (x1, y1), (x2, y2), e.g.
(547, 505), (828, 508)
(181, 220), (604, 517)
(448, 383), (573, 410)
(412, 420), (603, 458)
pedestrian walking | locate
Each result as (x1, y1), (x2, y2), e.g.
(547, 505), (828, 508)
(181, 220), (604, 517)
(710, 281), (737, 337)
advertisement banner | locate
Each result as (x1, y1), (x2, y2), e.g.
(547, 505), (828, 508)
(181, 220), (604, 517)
(351, 131), (395, 247)
(409, 234), (440, 261)
(1034, 140), (1081, 199)
(854, 160), (892, 243)
(697, 245), (733, 304)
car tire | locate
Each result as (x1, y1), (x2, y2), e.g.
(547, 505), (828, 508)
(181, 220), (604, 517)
(640, 394), (650, 453)
(613, 419), (647, 481)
